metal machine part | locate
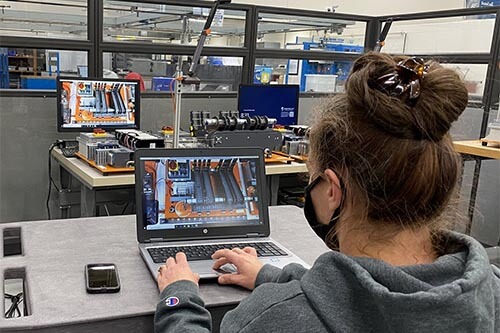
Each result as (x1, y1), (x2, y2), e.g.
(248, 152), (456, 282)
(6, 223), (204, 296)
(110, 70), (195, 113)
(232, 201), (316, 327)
(189, 111), (281, 152)
(282, 126), (310, 156)
(204, 116), (247, 132)
(115, 129), (165, 150)
(203, 114), (277, 133)
(210, 130), (283, 152)
(108, 148), (134, 168)
(297, 140), (310, 156)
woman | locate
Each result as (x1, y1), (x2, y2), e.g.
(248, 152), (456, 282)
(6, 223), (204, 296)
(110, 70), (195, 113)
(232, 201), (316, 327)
(154, 53), (500, 332)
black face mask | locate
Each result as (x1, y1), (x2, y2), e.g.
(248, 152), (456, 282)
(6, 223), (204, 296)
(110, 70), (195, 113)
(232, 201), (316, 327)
(303, 176), (343, 248)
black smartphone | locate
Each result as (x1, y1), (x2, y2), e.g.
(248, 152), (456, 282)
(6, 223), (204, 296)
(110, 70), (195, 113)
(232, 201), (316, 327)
(85, 264), (120, 294)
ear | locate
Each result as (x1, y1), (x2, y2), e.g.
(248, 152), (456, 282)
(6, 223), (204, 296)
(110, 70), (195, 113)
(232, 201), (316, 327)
(323, 169), (342, 211)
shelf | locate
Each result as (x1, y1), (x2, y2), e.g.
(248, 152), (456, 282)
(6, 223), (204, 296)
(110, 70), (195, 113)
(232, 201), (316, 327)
(9, 55), (34, 59)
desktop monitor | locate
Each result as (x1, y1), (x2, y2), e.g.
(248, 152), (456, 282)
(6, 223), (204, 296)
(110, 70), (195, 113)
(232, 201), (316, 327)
(77, 65), (88, 78)
(238, 84), (299, 126)
(57, 77), (140, 132)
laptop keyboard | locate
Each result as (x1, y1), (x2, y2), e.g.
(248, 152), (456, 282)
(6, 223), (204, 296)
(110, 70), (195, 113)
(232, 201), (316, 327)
(147, 242), (288, 263)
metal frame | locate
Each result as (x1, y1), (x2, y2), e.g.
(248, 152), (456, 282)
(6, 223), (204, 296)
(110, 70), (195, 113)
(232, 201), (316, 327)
(482, 10), (500, 136)
(377, 7), (500, 21)
(1, 2), (500, 115)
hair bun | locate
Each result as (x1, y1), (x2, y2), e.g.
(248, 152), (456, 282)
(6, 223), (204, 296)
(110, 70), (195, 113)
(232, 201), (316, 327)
(345, 52), (468, 141)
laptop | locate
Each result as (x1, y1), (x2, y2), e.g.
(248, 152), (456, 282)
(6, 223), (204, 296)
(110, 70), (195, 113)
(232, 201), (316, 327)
(135, 147), (309, 279)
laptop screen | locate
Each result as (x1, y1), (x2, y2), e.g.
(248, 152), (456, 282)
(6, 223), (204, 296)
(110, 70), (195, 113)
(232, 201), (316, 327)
(138, 154), (264, 231)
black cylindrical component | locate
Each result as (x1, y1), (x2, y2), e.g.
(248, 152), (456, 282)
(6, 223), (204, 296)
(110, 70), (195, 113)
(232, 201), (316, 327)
(245, 116), (257, 130)
(256, 116), (267, 130)
(190, 111), (203, 130)
(219, 111), (230, 118)
(227, 116), (238, 131)
(266, 117), (277, 126)
(202, 111), (211, 122)
(235, 118), (247, 130)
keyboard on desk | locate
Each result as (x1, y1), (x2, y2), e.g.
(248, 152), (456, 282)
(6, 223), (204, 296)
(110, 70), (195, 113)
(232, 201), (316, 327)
(147, 242), (288, 263)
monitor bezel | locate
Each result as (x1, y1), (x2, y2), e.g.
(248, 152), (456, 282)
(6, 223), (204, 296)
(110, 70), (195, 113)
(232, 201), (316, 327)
(135, 147), (270, 243)
(56, 76), (141, 133)
(237, 84), (300, 126)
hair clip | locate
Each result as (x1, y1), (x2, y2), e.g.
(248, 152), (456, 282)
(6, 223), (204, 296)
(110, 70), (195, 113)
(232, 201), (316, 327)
(376, 57), (428, 103)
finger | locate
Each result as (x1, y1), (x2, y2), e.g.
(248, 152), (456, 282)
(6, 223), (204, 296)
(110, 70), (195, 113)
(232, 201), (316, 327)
(212, 257), (230, 269)
(175, 252), (188, 265)
(212, 249), (228, 259)
(166, 256), (176, 267)
(243, 247), (257, 256)
(212, 249), (243, 265)
(212, 249), (237, 260)
(193, 273), (200, 284)
(218, 273), (245, 286)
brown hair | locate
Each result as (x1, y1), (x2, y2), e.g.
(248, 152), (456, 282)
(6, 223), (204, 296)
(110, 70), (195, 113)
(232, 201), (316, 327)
(309, 52), (468, 234)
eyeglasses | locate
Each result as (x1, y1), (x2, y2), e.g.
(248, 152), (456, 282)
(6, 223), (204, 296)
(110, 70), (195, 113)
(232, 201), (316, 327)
(376, 57), (428, 103)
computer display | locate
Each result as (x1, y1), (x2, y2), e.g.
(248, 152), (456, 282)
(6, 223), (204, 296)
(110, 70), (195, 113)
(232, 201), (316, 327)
(238, 84), (300, 126)
(138, 155), (263, 231)
(57, 77), (140, 132)
(77, 65), (88, 77)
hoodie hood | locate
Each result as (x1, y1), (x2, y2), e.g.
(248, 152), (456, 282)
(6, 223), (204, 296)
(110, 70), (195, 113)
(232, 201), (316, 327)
(301, 231), (500, 332)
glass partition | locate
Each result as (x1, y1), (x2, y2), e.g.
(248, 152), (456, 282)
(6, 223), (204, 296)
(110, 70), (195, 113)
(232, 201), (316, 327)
(441, 63), (488, 98)
(0, 0), (88, 40)
(255, 57), (352, 93)
(482, 57), (500, 140)
(440, 62), (490, 140)
(383, 15), (496, 54)
(450, 106), (487, 141)
(256, 12), (366, 53)
(103, 1), (246, 47)
(493, 57), (500, 123)
(0, 48), (87, 89)
(103, 52), (243, 92)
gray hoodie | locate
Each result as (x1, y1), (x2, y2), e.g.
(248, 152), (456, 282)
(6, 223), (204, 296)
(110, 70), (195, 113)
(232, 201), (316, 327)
(155, 232), (500, 332)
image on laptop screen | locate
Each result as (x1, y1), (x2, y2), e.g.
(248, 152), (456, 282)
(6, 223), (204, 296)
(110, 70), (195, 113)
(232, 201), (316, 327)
(139, 155), (263, 231)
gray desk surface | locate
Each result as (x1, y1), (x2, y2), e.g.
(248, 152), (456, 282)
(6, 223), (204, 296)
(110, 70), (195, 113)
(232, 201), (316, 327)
(0, 206), (328, 331)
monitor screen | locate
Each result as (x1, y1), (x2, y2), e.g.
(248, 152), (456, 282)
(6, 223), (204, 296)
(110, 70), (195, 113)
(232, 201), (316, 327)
(57, 77), (140, 132)
(77, 65), (88, 78)
(138, 155), (263, 231)
(238, 84), (299, 126)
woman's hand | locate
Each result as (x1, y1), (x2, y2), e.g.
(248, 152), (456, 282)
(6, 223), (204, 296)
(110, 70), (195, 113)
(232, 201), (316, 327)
(212, 247), (264, 290)
(157, 252), (200, 293)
